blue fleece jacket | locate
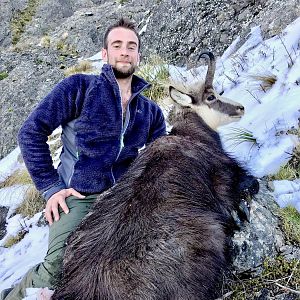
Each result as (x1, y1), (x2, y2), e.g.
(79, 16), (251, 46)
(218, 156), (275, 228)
(18, 64), (166, 200)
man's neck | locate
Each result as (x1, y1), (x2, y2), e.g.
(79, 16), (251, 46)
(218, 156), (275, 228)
(117, 77), (133, 111)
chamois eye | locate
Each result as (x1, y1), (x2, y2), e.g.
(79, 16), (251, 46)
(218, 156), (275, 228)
(207, 95), (216, 101)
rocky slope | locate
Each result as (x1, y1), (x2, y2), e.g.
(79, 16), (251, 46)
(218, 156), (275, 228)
(0, 0), (299, 159)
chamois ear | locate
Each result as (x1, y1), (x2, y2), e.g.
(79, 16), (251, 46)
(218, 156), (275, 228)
(169, 86), (192, 107)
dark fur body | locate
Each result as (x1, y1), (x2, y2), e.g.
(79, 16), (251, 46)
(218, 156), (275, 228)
(53, 110), (257, 300)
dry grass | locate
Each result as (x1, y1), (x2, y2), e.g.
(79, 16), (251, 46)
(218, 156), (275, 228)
(40, 35), (51, 48)
(64, 60), (96, 77)
(15, 185), (45, 218)
(248, 72), (277, 92)
(137, 55), (170, 104)
(0, 169), (32, 189)
(3, 230), (28, 248)
(0, 169), (45, 218)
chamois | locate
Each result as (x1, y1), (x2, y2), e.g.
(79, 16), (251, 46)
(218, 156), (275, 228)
(52, 51), (258, 300)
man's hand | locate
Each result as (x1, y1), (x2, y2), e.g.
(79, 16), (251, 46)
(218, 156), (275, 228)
(45, 188), (85, 225)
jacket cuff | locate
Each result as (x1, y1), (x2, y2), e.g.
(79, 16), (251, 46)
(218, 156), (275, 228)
(42, 183), (66, 201)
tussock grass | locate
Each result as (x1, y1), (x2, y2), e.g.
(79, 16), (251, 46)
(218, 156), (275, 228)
(223, 256), (300, 299)
(223, 127), (258, 149)
(40, 35), (51, 48)
(270, 130), (299, 180)
(10, 0), (40, 45)
(137, 55), (170, 104)
(64, 60), (96, 77)
(3, 230), (28, 248)
(0, 169), (32, 189)
(270, 163), (299, 181)
(0, 169), (45, 218)
(248, 72), (277, 92)
(15, 185), (45, 218)
(279, 206), (300, 245)
(56, 38), (78, 58)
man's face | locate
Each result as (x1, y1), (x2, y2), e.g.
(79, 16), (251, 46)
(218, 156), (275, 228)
(102, 27), (140, 78)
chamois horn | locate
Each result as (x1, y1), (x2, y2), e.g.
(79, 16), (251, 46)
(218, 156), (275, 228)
(198, 51), (216, 89)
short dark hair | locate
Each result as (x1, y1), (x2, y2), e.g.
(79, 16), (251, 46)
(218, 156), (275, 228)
(103, 17), (141, 51)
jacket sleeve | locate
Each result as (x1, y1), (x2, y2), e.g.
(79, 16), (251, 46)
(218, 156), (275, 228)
(147, 105), (166, 144)
(18, 75), (83, 200)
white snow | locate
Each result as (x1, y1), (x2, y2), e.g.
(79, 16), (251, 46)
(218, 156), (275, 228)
(273, 179), (300, 212)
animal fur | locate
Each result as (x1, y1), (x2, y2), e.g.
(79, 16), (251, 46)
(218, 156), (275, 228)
(52, 52), (258, 300)
(52, 114), (257, 300)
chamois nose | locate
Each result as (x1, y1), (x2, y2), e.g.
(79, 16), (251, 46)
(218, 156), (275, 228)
(237, 105), (245, 115)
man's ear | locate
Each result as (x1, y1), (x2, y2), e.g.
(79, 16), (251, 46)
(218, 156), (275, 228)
(102, 48), (108, 62)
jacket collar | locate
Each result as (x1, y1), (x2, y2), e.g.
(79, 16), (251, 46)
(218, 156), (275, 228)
(101, 64), (151, 97)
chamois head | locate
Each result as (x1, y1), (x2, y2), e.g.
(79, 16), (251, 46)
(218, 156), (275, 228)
(169, 51), (244, 130)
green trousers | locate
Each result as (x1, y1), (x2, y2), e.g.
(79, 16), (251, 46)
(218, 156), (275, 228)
(1, 194), (98, 300)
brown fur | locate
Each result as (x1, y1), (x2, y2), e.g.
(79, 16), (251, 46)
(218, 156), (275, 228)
(52, 109), (255, 300)
(52, 51), (258, 300)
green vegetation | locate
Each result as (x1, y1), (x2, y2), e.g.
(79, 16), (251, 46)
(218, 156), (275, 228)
(270, 129), (299, 181)
(279, 206), (300, 245)
(223, 127), (258, 149)
(0, 71), (9, 80)
(270, 162), (299, 181)
(224, 256), (300, 299)
(10, 0), (41, 45)
(116, 0), (128, 4)
(137, 55), (170, 104)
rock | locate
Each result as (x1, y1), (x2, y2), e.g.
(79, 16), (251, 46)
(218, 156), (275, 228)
(0, 0), (299, 159)
(232, 179), (285, 274)
(0, 206), (9, 240)
(232, 178), (300, 276)
(0, 48), (77, 159)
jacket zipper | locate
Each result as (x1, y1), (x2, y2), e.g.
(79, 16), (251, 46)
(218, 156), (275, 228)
(111, 82), (128, 184)
(109, 70), (150, 185)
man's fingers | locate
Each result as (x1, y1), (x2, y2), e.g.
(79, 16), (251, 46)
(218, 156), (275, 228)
(45, 207), (53, 225)
(44, 188), (85, 225)
(59, 199), (69, 215)
(52, 204), (60, 222)
(69, 188), (85, 199)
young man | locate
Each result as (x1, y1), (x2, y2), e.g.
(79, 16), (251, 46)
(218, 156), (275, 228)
(1, 18), (166, 299)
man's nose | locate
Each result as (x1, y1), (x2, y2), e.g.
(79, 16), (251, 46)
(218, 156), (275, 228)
(120, 46), (129, 56)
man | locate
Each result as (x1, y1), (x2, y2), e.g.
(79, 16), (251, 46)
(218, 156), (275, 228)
(1, 17), (166, 299)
